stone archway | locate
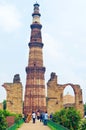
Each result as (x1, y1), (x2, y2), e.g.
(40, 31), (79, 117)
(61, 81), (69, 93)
(63, 85), (75, 107)
(47, 72), (84, 117)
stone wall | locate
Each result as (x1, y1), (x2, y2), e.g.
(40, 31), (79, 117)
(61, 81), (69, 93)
(47, 72), (84, 117)
(2, 75), (23, 114)
(63, 94), (75, 104)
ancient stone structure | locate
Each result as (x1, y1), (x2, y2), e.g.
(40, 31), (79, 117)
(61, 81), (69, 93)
(63, 93), (75, 106)
(13, 74), (20, 83)
(47, 72), (84, 117)
(2, 74), (23, 114)
(1, 3), (84, 119)
(24, 3), (46, 115)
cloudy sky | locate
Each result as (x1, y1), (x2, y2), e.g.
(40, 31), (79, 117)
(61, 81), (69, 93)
(0, 0), (86, 103)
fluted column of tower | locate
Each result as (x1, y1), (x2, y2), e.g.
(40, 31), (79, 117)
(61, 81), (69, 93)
(24, 3), (46, 115)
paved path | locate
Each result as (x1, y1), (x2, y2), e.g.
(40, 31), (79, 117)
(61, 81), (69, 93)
(18, 120), (51, 130)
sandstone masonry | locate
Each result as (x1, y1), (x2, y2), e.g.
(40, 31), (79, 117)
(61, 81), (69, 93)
(47, 72), (84, 117)
(2, 74), (23, 114)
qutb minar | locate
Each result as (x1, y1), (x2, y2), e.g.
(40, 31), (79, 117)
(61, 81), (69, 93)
(24, 3), (46, 115)
(2, 2), (84, 119)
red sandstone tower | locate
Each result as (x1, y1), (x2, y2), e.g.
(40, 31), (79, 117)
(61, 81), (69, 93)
(24, 3), (46, 115)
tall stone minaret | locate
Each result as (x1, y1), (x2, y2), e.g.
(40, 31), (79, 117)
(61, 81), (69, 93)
(24, 3), (46, 115)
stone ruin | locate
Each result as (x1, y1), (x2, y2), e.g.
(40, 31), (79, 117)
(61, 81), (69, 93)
(47, 72), (84, 117)
(2, 74), (23, 114)
(13, 74), (20, 83)
(1, 72), (84, 118)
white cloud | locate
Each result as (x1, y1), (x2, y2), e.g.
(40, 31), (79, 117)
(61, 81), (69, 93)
(43, 33), (65, 61)
(0, 3), (22, 32)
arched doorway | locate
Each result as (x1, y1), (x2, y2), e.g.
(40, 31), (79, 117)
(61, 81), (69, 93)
(63, 85), (75, 108)
(47, 73), (84, 117)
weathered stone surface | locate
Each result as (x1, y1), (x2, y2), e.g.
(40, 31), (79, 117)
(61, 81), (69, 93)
(47, 72), (84, 117)
(2, 80), (23, 114)
(24, 3), (46, 115)
(13, 74), (20, 83)
(63, 93), (75, 105)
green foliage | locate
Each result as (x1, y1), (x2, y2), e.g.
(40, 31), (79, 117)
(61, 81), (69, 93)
(78, 118), (86, 130)
(52, 107), (81, 130)
(2, 110), (11, 117)
(0, 110), (8, 130)
(14, 114), (22, 123)
(84, 103), (86, 115)
(1, 110), (22, 123)
(3, 100), (6, 110)
(0, 109), (22, 129)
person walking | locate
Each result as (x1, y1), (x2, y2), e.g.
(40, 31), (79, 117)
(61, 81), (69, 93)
(32, 112), (36, 123)
(37, 111), (40, 120)
(44, 111), (48, 125)
(50, 113), (53, 120)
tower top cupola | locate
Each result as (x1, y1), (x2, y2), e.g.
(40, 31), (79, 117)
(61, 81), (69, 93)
(32, 2), (41, 23)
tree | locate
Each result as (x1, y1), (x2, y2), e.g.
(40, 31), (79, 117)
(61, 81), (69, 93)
(52, 107), (81, 130)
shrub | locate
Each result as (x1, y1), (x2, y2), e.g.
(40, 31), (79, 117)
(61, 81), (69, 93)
(52, 107), (81, 130)
(0, 109), (22, 129)
(0, 110), (8, 130)
(78, 118), (86, 130)
(14, 114), (22, 123)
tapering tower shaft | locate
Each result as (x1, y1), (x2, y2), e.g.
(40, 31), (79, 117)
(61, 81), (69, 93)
(24, 3), (46, 115)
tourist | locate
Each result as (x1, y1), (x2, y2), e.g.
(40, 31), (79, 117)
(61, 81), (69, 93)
(40, 111), (43, 122)
(40, 111), (45, 122)
(44, 111), (48, 125)
(25, 114), (28, 123)
(37, 110), (40, 120)
(25, 114), (31, 123)
(22, 114), (26, 122)
(32, 112), (36, 123)
(50, 113), (53, 120)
